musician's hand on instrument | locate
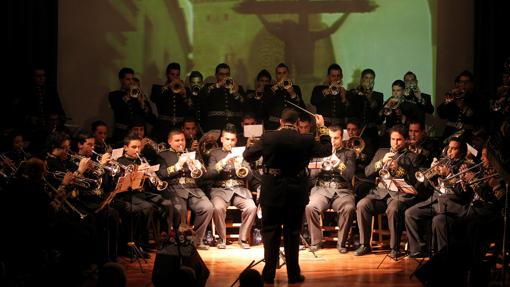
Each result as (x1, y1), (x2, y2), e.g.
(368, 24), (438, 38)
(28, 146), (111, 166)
(138, 162), (150, 172)
(438, 165), (450, 177)
(382, 152), (395, 164)
(322, 88), (331, 96)
(62, 171), (74, 186)
(430, 157), (438, 168)
(191, 140), (199, 151)
(314, 114), (325, 127)
(175, 155), (187, 170)
(77, 158), (91, 174)
(100, 153), (111, 165)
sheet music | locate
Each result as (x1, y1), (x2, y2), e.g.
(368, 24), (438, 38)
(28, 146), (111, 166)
(231, 146), (245, 157)
(308, 158), (323, 169)
(383, 178), (417, 195)
(111, 148), (124, 160)
(244, 124), (263, 138)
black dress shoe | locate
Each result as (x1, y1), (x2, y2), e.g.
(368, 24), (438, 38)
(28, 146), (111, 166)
(389, 249), (405, 259)
(288, 275), (305, 283)
(354, 245), (371, 256)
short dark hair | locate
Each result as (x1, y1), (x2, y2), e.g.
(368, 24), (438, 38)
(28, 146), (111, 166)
(189, 70), (203, 80)
(183, 117), (199, 126)
(166, 62), (181, 74)
(242, 113), (257, 122)
(280, 107), (299, 124)
(75, 130), (94, 145)
(449, 136), (467, 156)
(167, 129), (184, 140)
(46, 131), (71, 151)
(91, 120), (108, 132)
(455, 70), (474, 82)
(346, 118), (361, 128)
(256, 69), (271, 82)
(329, 125), (343, 133)
(404, 71), (417, 80)
(408, 120), (424, 131)
(123, 134), (142, 146)
(327, 63), (342, 75)
(392, 79), (405, 89)
(129, 120), (145, 129)
(222, 123), (238, 137)
(118, 67), (134, 79)
(276, 63), (289, 71)
(298, 113), (312, 123)
(215, 63), (230, 74)
(361, 68), (375, 78)
(389, 124), (407, 138)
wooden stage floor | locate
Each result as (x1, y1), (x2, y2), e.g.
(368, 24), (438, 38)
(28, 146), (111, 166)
(121, 245), (425, 286)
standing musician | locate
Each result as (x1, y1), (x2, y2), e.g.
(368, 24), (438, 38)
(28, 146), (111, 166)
(380, 80), (421, 135)
(182, 117), (202, 151)
(201, 63), (245, 132)
(187, 71), (205, 127)
(405, 136), (471, 258)
(305, 125), (356, 253)
(243, 108), (332, 284)
(311, 64), (349, 126)
(403, 71), (435, 118)
(244, 69), (272, 124)
(150, 63), (194, 142)
(346, 68), (384, 152)
(207, 125), (258, 249)
(354, 125), (422, 258)
(262, 63), (305, 130)
(437, 70), (478, 139)
(156, 129), (213, 250)
(108, 67), (154, 144)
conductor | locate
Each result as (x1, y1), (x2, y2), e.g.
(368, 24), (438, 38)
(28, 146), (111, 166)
(243, 108), (332, 284)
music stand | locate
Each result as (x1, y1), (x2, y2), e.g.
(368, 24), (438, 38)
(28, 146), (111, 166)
(377, 177), (417, 268)
(114, 169), (147, 272)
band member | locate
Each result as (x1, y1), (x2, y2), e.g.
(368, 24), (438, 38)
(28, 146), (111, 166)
(297, 114), (312, 134)
(187, 70), (205, 127)
(408, 120), (440, 167)
(437, 70), (478, 138)
(201, 63), (245, 132)
(354, 125), (421, 258)
(115, 135), (172, 257)
(182, 117), (201, 151)
(405, 136), (471, 258)
(380, 80), (421, 134)
(91, 120), (112, 154)
(305, 125), (356, 253)
(156, 130), (213, 250)
(108, 67), (154, 144)
(150, 63), (193, 142)
(311, 64), (348, 126)
(1, 131), (30, 180)
(244, 69), (272, 123)
(346, 69), (384, 152)
(450, 146), (506, 269)
(237, 113), (258, 147)
(403, 71), (434, 117)
(207, 125), (258, 249)
(243, 108), (332, 284)
(262, 63), (305, 130)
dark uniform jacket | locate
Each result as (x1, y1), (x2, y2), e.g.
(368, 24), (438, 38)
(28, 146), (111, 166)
(262, 85), (305, 130)
(243, 126), (332, 207)
(311, 147), (356, 199)
(310, 85), (349, 126)
(201, 84), (245, 132)
(365, 147), (424, 203)
(207, 148), (260, 202)
(157, 149), (207, 199)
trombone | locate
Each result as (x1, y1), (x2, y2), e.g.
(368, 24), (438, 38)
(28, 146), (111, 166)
(43, 176), (88, 220)
(438, 161), (483, 189)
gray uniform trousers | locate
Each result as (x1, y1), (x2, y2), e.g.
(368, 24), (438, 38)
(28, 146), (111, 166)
(171, 185), (213, 246)
(210, 187), (257, 242)
(305, 187), (355, 247)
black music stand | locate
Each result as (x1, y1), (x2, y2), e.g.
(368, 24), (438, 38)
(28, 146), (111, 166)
(115, 170), (147, 272)
(377, 178), (417, 268)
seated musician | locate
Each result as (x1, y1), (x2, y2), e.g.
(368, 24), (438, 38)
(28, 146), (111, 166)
(156, 129), (213, 250)
(354, 125), (422, 258)
(405, 136), (472, 258)
(207, 124), (258, 249)
(305, 125), (356, 253)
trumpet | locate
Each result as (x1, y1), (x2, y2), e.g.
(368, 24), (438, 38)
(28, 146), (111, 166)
(68, 152), (106, 178)
(191, 83), (202, 96)
(234, 156), (249, 178)
(415, 157), (452, 183)
(170, 81), (185, 94)
(378, 148), (407, 180)
(438, 161), (483, 189)
(128, 85), (142, 98)
(199, 137), (218, 157)
(328, 81), (342, 96)
(91, 151), (123, 176)
(182, 147), (204, 178)
(345, 136), (365, 155)
(47, 170), (102, 190)
(224, 77), (234, 90)
(280, 79), (293, 90)
(43, 176), (87, 220)
(380, 96), (402, 116)
(322, 151), (341, 171)
(136, 153), (168, 191)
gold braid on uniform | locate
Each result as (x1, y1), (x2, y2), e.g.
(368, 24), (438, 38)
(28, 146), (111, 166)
(318, 126), (329, 137)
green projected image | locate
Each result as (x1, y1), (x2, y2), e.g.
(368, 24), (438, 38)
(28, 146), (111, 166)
(59, 0), (435, 125)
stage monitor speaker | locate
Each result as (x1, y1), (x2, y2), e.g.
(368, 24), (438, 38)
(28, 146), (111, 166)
(152, 243), (209, 287)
